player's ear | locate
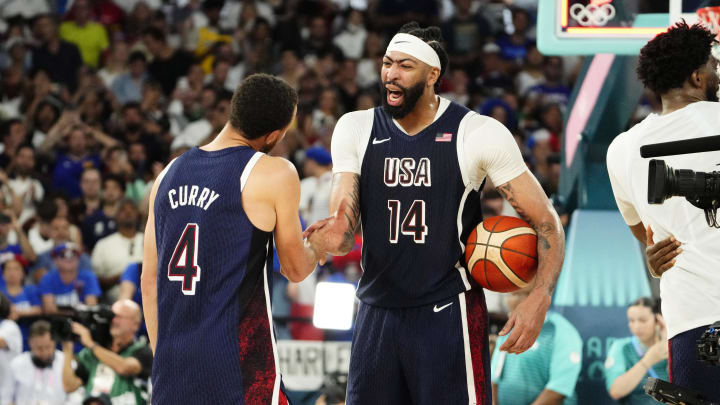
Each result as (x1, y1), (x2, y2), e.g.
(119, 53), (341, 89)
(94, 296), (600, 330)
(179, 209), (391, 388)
(426, 66), (441, 89)
(690, 67), (705, 89)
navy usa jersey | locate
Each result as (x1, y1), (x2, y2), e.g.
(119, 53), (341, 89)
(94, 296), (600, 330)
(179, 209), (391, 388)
(357, 101), (483, 307)
(152, 146), (289, 405)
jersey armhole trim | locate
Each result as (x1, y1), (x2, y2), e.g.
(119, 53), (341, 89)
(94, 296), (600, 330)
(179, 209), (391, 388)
(155, 157), (178, 191)
(240, 152), (264, 192)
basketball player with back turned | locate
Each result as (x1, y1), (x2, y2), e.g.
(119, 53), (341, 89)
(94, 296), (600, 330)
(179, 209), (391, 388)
(304, 22), (566, 404)
(141, 74), (336, 404)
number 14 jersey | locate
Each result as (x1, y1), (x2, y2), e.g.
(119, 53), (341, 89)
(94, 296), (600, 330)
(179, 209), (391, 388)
(152, 146), (288, 405)
(331, 98), (528, 308)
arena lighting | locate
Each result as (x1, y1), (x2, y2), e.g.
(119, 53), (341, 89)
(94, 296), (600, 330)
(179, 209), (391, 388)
(313, 281), (356, 330)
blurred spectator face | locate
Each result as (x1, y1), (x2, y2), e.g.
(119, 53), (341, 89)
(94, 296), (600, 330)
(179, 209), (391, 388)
(339, 59), (358, 82)
(2, 66), (23, 99)
(0, 216), (10, 242)
(319, 89), (338, 113)
(356, 93), (375, 109)
(67, 128), (88, 156)
(33, 16), (57, 43)
(8, 41), (27, 64)
(532, 137), (552, 166)
(455, 0), (472, 15)
(80, 91), (104, 123)
(187, 64), (205, 89)
(211, 99), (231, 130)
(364, 32), (383, 58)
(6, 121), (26, 147)
(513, 9), (530, 34)
(141, 82), (163, 108)
(103, 179), (124, 204)
(627, 304), (658, 344)
(544, 57), (563, 83)
(106, 149), (131, 176)
(128, 143), (146, 168)
(50, 217), (72, 243)
(29, 330), (55, 365)
(348, 9), (364, 28)
(3, 260), (24, 287)
(252, 20), (270, 42)
(451, 69), (468, 92)
(200, 88), (218, 112)
(110, 300), (141, 338)
(129, 56), (146, 77)
(36, 102), (59, 131)
(142, 34), (162, 57)
(490, 105), (508, 125)
(108, 41), (129, 66)
(310, 17), (328, 41)
(116, 201), (139, 229)
(303, 159), (320, 178)
(81, 169), (102, 199)
(132, 2), (152, 24)
(281, 50), (300, 74)
(73, 0), (92, 25)
(15, 146), (35, 175)
(541, 104), (563, 133)
(212, 60), (230, 85)
(122, 106), (144, 130)
(526, 46), (543, 68)
(55, 251), (80, 284)
(54, 197), (70, 218)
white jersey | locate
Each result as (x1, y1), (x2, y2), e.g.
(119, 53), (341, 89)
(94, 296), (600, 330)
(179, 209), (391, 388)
(607, 101), (720, 338)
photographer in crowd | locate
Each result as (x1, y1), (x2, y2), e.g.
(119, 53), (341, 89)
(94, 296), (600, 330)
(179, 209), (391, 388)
(61, 299), (151, 405)
(0, 320), (71, 405)
(606, 21), (720, 400)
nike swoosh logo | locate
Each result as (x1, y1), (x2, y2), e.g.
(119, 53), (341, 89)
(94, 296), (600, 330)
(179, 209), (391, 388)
(433, 302), (453, 313)
(373, 138), (391, 145)
(393, 41), (411, 44)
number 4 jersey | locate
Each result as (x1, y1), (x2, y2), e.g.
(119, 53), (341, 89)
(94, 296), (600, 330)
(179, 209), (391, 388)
(152, 147), (289, 405)
(331, 98), (528, 308)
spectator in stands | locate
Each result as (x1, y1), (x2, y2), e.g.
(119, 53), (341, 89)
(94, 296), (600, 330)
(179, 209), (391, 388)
(92, 200), (143, 302)
(526, 56), (571, 109)
(496, 7), (534, 65)
(27, 99), (61, 149)
(441, 0), (490, 72)
(33, 216), (92, 284)
(59, 0), (109, 68)
(142, 27), (195, 97)
(99, 40), (129, 89)
(0, 118), (27, 169)
(31, 14), (83, 91)
(0, 211), (36, 264)
(491, 284), (583, 405)
(333, 9), (368, 60)
(170, 87), (221, 150)
(119, 262), (142, 306)
(111, 51), (148, 105)
(299, 147), (333, 225)
(1, 320), (70, 405)
(82, 175), (124, 252)
(7, 145), (44, 225)
(39, 243), (100, 314)
(0, 293), (22, 400)
(71, 168), (102, 224)
(1, 258), (40, 348)
(605, 297), (669, 404)
(61, 299), (152, 405)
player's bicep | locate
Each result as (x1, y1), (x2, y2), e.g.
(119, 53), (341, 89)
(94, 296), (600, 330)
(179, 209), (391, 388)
(467, 117), (526, 187)
(497, 172), (555, 226)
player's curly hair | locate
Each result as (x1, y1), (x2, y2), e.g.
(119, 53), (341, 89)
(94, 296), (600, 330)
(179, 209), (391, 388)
(230, 74), (298, 140)
(637, 21), (717, 96)
(397, 22), (449, 90)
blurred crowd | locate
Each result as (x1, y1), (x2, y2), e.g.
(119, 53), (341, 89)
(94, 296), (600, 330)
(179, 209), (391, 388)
(0, 0), (588, 403)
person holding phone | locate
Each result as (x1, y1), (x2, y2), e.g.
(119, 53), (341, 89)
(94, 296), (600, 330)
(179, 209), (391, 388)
(605, 297), (669, 404)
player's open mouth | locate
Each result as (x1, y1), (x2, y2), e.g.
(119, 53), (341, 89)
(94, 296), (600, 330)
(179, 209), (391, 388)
(387, 89), (403, 106)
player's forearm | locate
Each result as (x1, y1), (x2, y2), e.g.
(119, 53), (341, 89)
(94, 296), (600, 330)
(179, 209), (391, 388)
(328, 173), (361, 255)
(530, 389), (565, 405)
(532, 212), (565, 297)
(140, 271), (158, 353)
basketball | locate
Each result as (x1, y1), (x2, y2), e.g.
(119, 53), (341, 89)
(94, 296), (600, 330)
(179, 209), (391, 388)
(465, 216), (538, 293)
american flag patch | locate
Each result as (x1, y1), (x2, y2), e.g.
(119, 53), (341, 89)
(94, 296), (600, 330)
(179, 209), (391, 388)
(435, 132), (452, 142)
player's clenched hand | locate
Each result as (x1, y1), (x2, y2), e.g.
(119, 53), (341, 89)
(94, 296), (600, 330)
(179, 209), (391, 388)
(645, 226), (681, 278)
(304, 199), (351, 255)
(498, 290), (550, 354)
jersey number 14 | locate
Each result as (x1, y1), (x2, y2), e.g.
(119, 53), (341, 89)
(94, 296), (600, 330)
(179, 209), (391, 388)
(168, 223), (202, 295)
(387, 200), (428, 243)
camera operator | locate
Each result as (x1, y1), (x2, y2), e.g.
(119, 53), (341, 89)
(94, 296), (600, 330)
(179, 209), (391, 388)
(606, 21), (720, 400)
(61, 299), (152, 405)
(0, 320), (72, 405)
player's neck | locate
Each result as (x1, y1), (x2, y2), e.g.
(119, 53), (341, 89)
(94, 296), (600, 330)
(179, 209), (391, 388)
(201, 123), (255, 152)
(660, 89), (705, 115)
(395, 93), (440, 135)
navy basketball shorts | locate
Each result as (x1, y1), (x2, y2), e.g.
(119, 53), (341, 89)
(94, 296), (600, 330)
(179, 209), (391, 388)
(668, 325), (720, 401)
(346, 287), (491, 405)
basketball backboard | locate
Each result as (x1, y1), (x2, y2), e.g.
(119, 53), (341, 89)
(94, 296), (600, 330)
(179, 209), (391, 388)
(538, 0), (717, 55)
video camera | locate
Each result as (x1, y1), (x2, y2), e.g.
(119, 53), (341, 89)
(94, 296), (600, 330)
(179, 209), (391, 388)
(49, 304), (114, 348)
(641, 135), (720, 227)
(644, 378), (719, 405)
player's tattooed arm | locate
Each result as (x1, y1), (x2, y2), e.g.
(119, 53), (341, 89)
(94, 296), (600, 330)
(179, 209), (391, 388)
(339, 174), (361, 252)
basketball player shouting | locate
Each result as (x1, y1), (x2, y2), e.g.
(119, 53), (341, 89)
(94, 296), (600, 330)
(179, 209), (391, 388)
(141, 74), (336, 404)
(607, 21), (720, 400)
(305, 23), (565, 404)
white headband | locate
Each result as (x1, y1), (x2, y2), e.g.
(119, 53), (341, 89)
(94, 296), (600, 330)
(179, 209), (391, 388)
(385, 33), (441, 69)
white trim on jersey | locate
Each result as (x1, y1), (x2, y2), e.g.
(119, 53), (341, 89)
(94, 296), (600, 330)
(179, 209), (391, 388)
(455, 185), (474, 291)
(459, 292), (478, 405)
(240, 152), (264, 192)
(261, 241), (282, 404)
(455, 111), (475, 189)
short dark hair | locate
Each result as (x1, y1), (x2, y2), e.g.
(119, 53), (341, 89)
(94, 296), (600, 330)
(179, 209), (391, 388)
(128, 51), (146, 64)
(1, 118), (22, 139)
(637, 21), (717, 96)
(629, 296), (661, 314)
(397, 22), (449, 90)
(229, 74), (298, 139)
(104, 173), (126, 192)
(29, 320), (52, 338)
(37, 199), (59, 222)
(142, 27), (166, 43)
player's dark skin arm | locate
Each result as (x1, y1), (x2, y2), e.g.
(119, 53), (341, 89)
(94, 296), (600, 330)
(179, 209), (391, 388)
(531, 389), (565, 405)
(628, 223), (681, 277)
(496, 172), (565, 354)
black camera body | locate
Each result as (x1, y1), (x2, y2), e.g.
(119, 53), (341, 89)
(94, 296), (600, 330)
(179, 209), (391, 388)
(644, 377), (718, 405)
(50, 304), (114, 348)
(641, 135), (720, 227)
(698, 321), (720, 366)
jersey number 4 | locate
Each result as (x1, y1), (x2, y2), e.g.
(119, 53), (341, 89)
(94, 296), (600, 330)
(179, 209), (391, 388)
(387, 200), (428, 243)
(168, 223), (202, 295)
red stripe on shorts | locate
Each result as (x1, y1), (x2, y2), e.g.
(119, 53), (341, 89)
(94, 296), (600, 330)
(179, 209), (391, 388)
(465, 288), (489, 404)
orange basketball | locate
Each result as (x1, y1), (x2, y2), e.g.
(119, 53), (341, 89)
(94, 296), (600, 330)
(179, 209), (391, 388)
(465, 216), (538, 293)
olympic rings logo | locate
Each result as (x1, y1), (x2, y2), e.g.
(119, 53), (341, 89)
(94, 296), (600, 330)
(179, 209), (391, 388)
(569, 3), (616, 27)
